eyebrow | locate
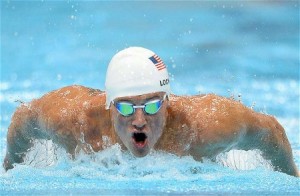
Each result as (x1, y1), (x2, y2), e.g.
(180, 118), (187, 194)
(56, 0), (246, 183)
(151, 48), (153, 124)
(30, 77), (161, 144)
(116, 95), (162, 104)
(144, 96), (160, 103)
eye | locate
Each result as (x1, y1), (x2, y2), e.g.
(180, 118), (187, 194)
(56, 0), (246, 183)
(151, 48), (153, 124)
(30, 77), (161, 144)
(144, 100), (161, 115)
(116, 102), (134, 116)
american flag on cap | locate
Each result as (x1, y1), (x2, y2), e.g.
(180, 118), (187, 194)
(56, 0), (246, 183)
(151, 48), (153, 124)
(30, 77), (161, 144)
(149, 54), (166, 71)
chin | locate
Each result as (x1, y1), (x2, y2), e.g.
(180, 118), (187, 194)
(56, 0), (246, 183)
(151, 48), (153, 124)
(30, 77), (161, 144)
(128, 142), (150, 157)
(131, 149), (150, 157)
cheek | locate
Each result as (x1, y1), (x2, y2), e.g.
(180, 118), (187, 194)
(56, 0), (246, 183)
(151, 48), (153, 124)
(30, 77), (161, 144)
(149, 114), (166, 134)
(112, 114), (128, 136)
(152, 107), (168, 135)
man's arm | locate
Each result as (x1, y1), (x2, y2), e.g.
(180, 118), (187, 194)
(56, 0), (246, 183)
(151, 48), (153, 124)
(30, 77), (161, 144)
(242, 112), (299, 177)
(207, 95), (299, 177)
(3, 104), (39, 170)
(3, 85), (114, 170)
(167, 94), (299, 177)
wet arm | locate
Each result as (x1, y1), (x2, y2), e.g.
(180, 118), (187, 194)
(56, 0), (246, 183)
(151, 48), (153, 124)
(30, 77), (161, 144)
(3, 104), (38, 170)
(243, 114), (299, 177)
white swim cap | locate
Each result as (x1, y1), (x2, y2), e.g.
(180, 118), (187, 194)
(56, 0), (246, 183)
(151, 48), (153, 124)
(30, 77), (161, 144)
(105, 47), (171, 109)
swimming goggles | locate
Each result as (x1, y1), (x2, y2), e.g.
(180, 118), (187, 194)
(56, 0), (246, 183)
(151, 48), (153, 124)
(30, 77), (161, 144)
(112, 94), (167, 117)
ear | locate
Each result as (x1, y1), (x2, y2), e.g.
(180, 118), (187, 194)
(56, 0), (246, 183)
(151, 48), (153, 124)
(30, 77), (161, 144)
(165, 97), (170, 107)
(109, 109), (116, 133)
(108, 106), (114, 123)
(164, 99), (169, 118)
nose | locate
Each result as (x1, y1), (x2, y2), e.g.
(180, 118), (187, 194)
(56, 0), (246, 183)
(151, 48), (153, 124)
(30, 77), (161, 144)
(132, 108), (146, 131)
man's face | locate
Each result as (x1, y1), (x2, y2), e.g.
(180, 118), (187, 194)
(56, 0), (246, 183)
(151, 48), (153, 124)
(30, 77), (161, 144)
(110, 92), (168, 157)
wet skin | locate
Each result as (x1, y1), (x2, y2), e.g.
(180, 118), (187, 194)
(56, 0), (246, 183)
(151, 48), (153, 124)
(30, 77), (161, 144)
(3, 85), (299, 177)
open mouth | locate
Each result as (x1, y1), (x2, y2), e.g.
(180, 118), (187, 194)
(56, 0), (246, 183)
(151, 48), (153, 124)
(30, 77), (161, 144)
(132, 132), (148, 148)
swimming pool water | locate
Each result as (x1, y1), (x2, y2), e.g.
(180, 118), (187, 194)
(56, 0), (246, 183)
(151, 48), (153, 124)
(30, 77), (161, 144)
(1, 1), (299, 194)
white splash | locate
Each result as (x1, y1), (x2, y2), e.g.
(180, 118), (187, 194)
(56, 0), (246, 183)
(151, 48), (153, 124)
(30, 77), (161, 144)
(215, 149), (273, 171)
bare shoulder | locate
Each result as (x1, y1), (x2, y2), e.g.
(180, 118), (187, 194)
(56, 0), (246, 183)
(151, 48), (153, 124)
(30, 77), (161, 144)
(168, 93), (250, 115)
(27, 85), (108, 135)
(10, 85), (103, 126)
(35, 85), (104, 105)
(167, 93), (270, 132)
(32, 85), (106, 113)
(22, 85), (112, 152)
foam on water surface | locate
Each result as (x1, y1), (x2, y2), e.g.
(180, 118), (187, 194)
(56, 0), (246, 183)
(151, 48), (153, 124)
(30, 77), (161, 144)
(1, 138), (299, 194)
(1, 142), (299, 194)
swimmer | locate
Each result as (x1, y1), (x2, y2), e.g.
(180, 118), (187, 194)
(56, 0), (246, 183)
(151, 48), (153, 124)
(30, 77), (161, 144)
(3, 47), (299, 177)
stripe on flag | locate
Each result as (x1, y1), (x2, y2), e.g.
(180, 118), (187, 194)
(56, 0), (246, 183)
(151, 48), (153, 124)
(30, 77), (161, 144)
(149, 54), (166, 71)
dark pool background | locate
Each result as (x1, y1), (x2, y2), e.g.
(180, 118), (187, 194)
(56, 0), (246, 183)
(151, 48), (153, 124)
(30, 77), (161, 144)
(1, 1), (299, 194)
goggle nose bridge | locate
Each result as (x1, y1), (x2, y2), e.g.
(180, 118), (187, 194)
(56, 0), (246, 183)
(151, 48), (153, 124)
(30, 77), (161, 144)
(133, 105), (146, 109)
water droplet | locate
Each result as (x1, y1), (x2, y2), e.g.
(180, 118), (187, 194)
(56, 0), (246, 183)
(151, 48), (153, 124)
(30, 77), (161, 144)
(57, 74), (62, 81)
(238, 94), (242, 102)
(251, 102), (256, 109)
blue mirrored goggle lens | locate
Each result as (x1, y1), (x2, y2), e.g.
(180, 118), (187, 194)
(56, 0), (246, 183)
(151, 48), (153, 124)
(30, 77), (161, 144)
(144, 101), (162, 115)
(116, 103), (134, 116)
(115, 100), (162, 116)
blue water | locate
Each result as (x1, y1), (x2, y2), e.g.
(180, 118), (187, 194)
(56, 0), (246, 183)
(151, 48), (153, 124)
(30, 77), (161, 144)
(1, 1), (299, 195)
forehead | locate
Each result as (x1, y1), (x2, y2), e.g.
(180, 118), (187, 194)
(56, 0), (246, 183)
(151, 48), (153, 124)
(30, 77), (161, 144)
(114, 92), (165, 102)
